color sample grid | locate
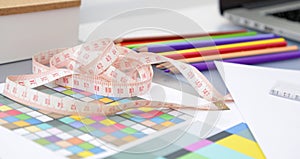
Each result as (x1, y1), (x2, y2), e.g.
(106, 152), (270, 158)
(0, 94), (109, 159)
(0, 95), (53, 129)
(161, 123), (265, 159)
(0, 84), (192, 159)
(109, 123), (266, 159)
(13, 120), (107, 158)
(50, 84), (191, 147)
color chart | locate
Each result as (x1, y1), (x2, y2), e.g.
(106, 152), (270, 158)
(109, 123), (266, 159)
(0, 83), (192, 159)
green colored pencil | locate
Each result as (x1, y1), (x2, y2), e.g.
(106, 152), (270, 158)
(126, 31), (257, 49)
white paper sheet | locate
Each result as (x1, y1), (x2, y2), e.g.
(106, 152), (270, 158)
(216, 61), (300, 159)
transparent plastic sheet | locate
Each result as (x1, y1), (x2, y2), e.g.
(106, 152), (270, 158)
(81, 8), (229, 154)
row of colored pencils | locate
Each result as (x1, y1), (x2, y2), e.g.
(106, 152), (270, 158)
(115, 29), (300, 73)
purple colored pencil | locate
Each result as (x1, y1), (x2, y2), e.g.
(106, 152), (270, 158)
(164, 50), (300, 72)
(145, 34), (279, 52)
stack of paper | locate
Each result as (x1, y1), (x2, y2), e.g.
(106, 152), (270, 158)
(216, 61), (300, 159)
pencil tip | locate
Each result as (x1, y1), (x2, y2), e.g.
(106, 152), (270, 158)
(135, 46), (148, 52)
(114, 38), (122, 44)
(156, 65), (162, 69)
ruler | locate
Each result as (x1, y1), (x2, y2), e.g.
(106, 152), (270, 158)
(270, 81), (300, 102)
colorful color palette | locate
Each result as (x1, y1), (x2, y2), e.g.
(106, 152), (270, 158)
(0, 84), (192, 158)
(13, 120), (107, 158)
(0, 96), (53, 129)
(0, 94), (108, 159)
(51, 84), (190, 147)
(108, 123), (265, 159)
(161, 123), (265, 159)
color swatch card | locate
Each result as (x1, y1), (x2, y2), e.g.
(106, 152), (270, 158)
(0, 83), (193, 159)
(109, 122), (265, 159)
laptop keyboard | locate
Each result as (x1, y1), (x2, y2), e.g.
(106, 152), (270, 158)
(270, 8), (300, 22)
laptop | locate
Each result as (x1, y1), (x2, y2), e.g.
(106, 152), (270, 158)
(220, 0), (300, 42)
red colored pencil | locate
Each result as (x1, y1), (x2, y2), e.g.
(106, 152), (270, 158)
(164, 41), (287, 60)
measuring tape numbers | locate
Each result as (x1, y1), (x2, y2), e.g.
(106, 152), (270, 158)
(3, 38), (229, 116)
(270, 81), (300, 102)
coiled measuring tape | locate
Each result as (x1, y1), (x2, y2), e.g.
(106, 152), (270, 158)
(3, 39), (229, 116)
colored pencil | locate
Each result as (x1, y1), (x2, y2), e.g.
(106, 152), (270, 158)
(115, 29), (247, 44)
(163, 41), (287, 60)
(157, 38), (286, 56)
(124, 32), (257, 49)
(137, 34), (279, 53)
(165, 50), (300, 73)
(156, 46), (297, 69)
(179, 46), (298, 63)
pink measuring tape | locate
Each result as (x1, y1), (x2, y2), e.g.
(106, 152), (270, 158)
(3, 39), (229, 116)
